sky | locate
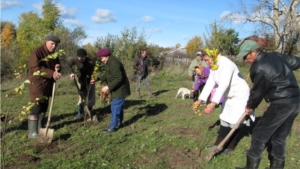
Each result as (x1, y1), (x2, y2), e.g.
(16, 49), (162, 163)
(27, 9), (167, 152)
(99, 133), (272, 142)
(1, 0), (255, 48)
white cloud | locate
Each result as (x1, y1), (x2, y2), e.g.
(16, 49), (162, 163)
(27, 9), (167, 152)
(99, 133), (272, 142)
(1, 0), (23, 10)
(142, 16), (154, 22)
(57, 3), (77, 19)
(220, 11), (231, 19)
(63, 19), (84, 27)
(91, 8), (117, 24)
(32, 2), (43, 13)
(182, 36), (189, 40)
(220, 10), (245, 24)
(147, 27), (162, 33)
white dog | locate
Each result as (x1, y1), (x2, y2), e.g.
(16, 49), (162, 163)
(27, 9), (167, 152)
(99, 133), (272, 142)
(175, 87), (191, 100)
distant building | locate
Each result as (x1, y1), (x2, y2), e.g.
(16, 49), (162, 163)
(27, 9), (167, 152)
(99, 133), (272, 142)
(163, 48), (190, 65)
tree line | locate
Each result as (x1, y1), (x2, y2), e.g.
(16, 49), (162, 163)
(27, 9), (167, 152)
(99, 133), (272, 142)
(1, 0), (299, 80)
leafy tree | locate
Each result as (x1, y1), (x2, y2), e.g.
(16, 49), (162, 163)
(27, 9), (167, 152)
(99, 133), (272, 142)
(222, 0), (300, 54)
(16, 12), (42, 66)
(16, 0), (60, 67)
(175, 43), (181, 48)
(118, 27), (147, 62)
(1, 22), (16, 47)
(185, 36), (204, 58)
(42, 0), (59, 33)
(94, 27), (147, 64)
(204, 21), (239, 56)
(54, 25), (87, 74)
(85, 43), (98, 59)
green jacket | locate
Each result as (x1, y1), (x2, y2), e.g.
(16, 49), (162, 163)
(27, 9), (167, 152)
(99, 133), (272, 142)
(99, 56), (131, 99)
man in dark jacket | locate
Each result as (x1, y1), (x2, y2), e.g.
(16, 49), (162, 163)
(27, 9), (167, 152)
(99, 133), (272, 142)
(27, 35), (61, 139)
(91, 48), (131, 133)
(68, 48), (95, 119)
(235, 40), (300, 169)
(133, 50), (155, 99)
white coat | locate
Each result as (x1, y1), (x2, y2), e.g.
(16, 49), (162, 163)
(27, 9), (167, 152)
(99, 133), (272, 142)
(199, 55), (250, 124)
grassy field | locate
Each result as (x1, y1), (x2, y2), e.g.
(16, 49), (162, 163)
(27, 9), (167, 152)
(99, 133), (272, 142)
(1, 61), (300, 169)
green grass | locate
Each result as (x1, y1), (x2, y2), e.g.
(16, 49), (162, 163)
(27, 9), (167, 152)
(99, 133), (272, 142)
(1, 62), (300, 169)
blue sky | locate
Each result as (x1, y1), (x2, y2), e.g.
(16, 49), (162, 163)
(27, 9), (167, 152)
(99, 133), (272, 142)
(1, 0), (254, 47)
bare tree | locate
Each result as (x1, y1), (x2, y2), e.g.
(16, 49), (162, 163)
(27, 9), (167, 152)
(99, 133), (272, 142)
(222, 0), (300, 54)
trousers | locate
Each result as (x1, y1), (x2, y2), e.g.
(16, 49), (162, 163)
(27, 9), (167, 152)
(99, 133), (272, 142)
(247, 99), (299, 160)
(136, 75), (151, 91)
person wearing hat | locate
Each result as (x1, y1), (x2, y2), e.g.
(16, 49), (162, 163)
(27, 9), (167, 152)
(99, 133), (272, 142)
(67, 48), (96, 119)
(133, 50), (156, 99)
(235, 40), (300, 169)
(91, 48), (131, 133)
(188, 51), (209, 102)
(195, 48), (251, 155)
(27, 34), (61, 139)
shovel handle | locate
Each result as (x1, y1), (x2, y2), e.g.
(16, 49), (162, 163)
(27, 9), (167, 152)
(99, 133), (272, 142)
(44, 68), (58, 132)
(205, 113), (247, 162)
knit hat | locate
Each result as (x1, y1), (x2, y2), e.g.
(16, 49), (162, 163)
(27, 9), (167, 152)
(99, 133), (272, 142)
(45, 35), (60, 43)
(237, 40), (260, 58)
(77, 48), (87, 57)
(196, 51), (203, 56)
(97, 48), (111, 58)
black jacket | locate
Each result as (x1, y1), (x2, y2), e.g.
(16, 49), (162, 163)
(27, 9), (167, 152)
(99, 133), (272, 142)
(67, 57), (95, 91)
(247, 51), (300, 109)
(133, 56), (149, 77)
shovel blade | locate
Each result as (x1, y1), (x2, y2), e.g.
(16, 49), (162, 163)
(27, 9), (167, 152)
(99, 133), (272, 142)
(38, 128), (54, 144)
(205, 147), (221, 162)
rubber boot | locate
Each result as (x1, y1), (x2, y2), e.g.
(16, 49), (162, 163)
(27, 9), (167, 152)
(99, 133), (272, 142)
(28, 115), (38, 139)
(38, 113), (45, 131)
(236, 154), (261, 169)
(137, 91), (141, 99)
(74, 104), (83, 119)
(265, 156), (285, 169)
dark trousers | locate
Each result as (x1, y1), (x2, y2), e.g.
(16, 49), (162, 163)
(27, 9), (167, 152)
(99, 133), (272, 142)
(247, 100), (299, 160)
(30, 102), (49, 115)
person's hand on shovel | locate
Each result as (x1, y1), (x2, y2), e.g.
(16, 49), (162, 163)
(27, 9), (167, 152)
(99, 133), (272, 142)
(52, 64), (61, 80)
(90, 79), (96, 85)
(70, 73), (75, 79)
(244, 107), (254, 115)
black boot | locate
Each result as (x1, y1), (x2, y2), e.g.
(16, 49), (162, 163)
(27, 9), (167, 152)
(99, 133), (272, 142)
(206, 136), (224, 150)
(28, 115), (38, 139)
(265, 156), (285, 169)
(193, 90), (199, 102)
(236, 154), (261, 169)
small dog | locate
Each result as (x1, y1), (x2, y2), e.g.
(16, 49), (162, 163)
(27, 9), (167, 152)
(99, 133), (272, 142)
(175, 87), (191, 100)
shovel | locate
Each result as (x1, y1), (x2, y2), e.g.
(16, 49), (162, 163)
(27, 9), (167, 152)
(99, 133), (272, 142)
(73, 76), (92, 122)
(205, 113), (246, 162)
(38, 69), (58, 144)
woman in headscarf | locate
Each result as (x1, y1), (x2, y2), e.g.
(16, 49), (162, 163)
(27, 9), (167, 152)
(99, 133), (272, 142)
(192, 65), (210, 97)
(195, 48), (251, 154)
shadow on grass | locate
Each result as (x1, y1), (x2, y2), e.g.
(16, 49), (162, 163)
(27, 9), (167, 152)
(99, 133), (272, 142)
(122, 103), (168, 128)
(153, 90), (169, 97)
